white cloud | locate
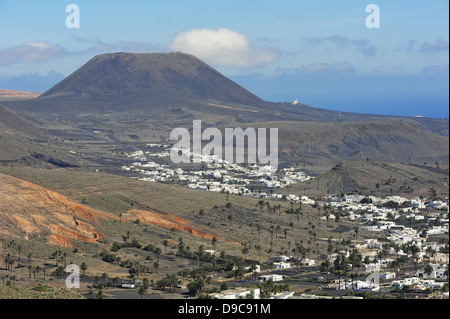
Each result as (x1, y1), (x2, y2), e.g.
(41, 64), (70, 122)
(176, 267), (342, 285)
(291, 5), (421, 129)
(168, 28), (280, 68)
(24, 42), (52, 49)
(0, 42), (67, 66)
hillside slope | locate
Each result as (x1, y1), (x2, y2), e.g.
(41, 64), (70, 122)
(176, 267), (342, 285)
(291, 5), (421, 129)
(281, 160), (449, 198)
(235, 120), (449, 171)
(0, 104), (50, 161)
(0, 172), (117, 246)
(0, 104), (83, 166)
(0, 104), (44, 137)
(0, 171), (230, 248)
(0, 89), (40, 100)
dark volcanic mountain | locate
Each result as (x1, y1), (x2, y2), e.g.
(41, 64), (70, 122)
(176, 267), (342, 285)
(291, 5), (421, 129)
(6, 52), (275, 115)
(4, 52), (448, 133)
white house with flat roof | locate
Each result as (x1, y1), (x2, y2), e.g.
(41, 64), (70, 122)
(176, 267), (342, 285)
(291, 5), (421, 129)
(274, 261), (291, 269)
(258, 274), (284, 282)
(210, 287), (260, 300)
(416, 264), (448, 280)
(380, 272), (396, 280)
(271, 291), (295, 299)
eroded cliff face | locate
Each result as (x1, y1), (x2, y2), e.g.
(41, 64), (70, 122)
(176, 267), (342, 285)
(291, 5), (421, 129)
(0, 172), (234, 248)
(0, 172), (117, 247)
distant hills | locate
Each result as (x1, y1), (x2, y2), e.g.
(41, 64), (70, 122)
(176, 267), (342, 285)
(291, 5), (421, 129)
(0, 103), (81, 166)
(0, 104), (47, 161)
(1, 52), (448, 168)
(243, 120), (449, 170)
(3, 51), (448, 131)
(0, 89), (40, 100)
(281, 160), (449, 199)
(0, 103), (42, 136)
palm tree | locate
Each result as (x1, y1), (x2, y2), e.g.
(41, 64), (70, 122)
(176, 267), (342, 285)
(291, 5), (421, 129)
(162, 240), (169, 254)
(4, 254), (11, 271)
(257, 200), (265, 211)
(27, 252), (32, 268)
(296, 209), (302, 221)
(101, 272), (108, 286)
(153, 260), (160, 273)
(320, 260), (332, 281)
(138, 278), (149, 299)
(93, 275), (100, 287)
(334, 270), (345, 290)
(424, 264), (434, 277)
(256, 224), (262, 236)
(51, 251), (58, 266)
(8, 259), (14, 272)
(97, 287), (105, 299)
(293, 259), (300, 274)
(33, 266), (41, 280)
(349, 273), (358, 290)
(255, 245), (262, 262)
(332, 255), (351, 290)
(112, 276), (121, 287)
(80, 262), (88, 277)
(398, 256), (408, 275)
(28, 265), (32, 279)
(227, 214), (233, 227)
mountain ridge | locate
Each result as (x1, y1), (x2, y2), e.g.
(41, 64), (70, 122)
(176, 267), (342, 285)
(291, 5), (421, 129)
(2, 52), (447, 137)
(8, 52), (274, 114)
(0, 52), (447, 168)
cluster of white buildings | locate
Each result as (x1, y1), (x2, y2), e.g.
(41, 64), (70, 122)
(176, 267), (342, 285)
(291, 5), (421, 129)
(324, 194), (449, 238)
(415, 263), (448, 280)
(209, 287), (294, 299)
(121, 144), (313, 199)
(392, 276), (447, 291)
(325, 232), (449, 293)
(210, 287), (261, 299)
(274, 255), (316, 269)
(329, 195), (448, 214)
(325, 279), (380, 291)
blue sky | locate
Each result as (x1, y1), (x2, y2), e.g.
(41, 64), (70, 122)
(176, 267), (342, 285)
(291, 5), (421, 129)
(0, 0), (448, 118)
